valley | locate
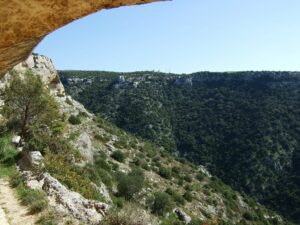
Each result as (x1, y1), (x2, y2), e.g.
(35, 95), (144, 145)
(60, 70), (300, 224)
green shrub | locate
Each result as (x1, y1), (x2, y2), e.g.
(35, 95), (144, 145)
(243, 211), (257, 221)
(117, 168), (144, 200)
(161, 213), (184, 225)
(183, 175), (192, 183)
(10, 173), (24, 188)
(189, 218), (206, 225)
(101, 209), (147, 225)
(196, 173), (205, 182)
(158, 166), (172, 179)
(16, 182), (48, 214)
(151, 192), (174, 216)
(97, 168), (113, 188)
(78, 111), (88, 118)
(0, 135), (19, 165)
(95, 158), (111, 171)
(183, 191), (193, 202)
(112, 196), (126, 209)
(0, 163), (17, 179)
(165, 188), (185, 205)
(44, 151), (103, 201)
(68, 115), (81, 125)
(94, 134), (110, 143)
(172, 166), (180, 176)
(111, 150), (126, 163)
(36, 212), (58, 225)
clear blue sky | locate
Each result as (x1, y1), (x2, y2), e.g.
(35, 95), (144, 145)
(35, 0), (300, 73)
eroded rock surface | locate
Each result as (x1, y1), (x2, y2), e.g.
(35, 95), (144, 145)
(42, 173), (109, 225)
(0, 0), (163, 76)
(1, 54), (65, 95)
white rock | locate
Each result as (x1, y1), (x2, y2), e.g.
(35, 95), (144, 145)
(22, 151), (44, 167)
(174, 208), (192, 224)
(11, 135), (21, 145)
(74, 132), (94, 163)
(42, 173), (109, 224)
(91, 182), (112, 203)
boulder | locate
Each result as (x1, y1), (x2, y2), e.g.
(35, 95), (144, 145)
(74, 132), (94, 163)
(42, 173), (109, 224)
(174, 208), (192, 224)
(23, 151), (44, 167)
(11, 135), (21, 145)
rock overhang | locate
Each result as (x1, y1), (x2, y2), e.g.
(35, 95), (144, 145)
(0, 0), (166, 77)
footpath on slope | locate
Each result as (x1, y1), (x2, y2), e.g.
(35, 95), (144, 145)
(0, 179), (38, 225)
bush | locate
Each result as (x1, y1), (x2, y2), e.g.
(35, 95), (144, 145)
(161, 213), (184, 225)
(0, 135), (19, 165)
(172, 166), (180, 176)
(151, 192), (174, 216)
(68, 115), (81, 125)
(36, 212), (58, 225)
(44, 151), (103, 201)
(16, 182), (48, 214)
(102, 207), (150, 225)
(117, 168), (144, 200)
(94, 134), (110, 143)
(196, 173), (205, 182)
(243, 211), (257, 221)
(158, 166), (172, 179)
(165, 188), (185, 205)
(111, 150), (126, 163)
(183, 175), (192, 183)
(183, 191), (193, 202)
(189, 218), (206, 225)
(95, 158), (111, 172)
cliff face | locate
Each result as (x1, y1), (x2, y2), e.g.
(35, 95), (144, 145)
(0, 0), (163, 77)
(1, 54), (65, 96)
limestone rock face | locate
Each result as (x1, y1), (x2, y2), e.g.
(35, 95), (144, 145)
(27, 151), (44, 166)
(174, 208), (192, 224)
(42, 173), (109, 225)
(0, 0), (163, 77)
(1, 54), (65, 95)
(73, 132), (94, 163)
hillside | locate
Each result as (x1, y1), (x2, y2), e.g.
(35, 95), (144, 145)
(0, 56), (291, 225)
(60, 70), (300, 223)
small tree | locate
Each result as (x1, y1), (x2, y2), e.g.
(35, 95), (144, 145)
(1, 70), (62, 144)
(151, 192), (174, 216)
(111, 150), (126, 162)
(117, 168), (145, 200)
(158, 166), (172, 179)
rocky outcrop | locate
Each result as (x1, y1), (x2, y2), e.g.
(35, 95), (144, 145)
(73, 132), (94, 163)
(24, 151), (44, 167)
(42, 173), (109, 224)
(174, 208), (191, 224)
(0, 0), (164, 77)
(1, 54), (65, 95)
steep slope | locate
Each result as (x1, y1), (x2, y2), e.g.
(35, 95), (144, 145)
(60, 70), (300, 223)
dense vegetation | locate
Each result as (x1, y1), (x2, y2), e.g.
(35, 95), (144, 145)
(60, 70), (300, 223)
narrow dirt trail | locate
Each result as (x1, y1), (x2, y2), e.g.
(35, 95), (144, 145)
(0, 206), (10, 225)
(0, 179), (38, 225)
